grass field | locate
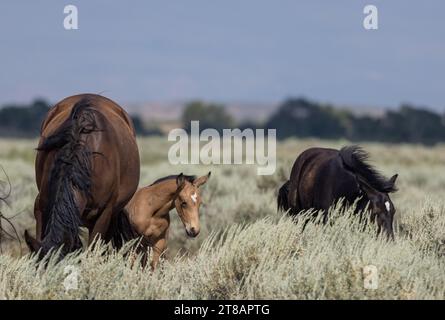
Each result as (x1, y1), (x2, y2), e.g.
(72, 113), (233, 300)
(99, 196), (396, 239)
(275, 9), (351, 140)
(0, 137), (444, 299)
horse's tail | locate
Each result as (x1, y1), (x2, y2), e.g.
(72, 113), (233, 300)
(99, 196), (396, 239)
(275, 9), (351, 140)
(108, 208), (138, 250)
(277, 180), (290, 212)
(38, 97), (97, 256)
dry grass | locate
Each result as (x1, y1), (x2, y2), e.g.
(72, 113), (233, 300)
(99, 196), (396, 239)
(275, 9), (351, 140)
(0, 137), (444, 299)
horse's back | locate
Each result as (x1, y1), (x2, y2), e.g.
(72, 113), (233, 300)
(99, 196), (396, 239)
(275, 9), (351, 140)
(290, 148), (339, 191)
(36, 94), (140, 206)
(40, 94), (136, 137)
(290, 147), (358, 210)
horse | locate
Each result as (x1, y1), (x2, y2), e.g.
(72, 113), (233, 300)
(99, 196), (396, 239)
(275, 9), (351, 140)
(108, 172), (211, 270)
(277, 146), (398, 239)
(24, 94), (140, 258)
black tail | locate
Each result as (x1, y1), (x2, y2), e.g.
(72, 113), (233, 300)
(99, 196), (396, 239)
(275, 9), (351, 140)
(108, 208), (139, 249)
(277, 180), (290, 212)
(39, 97), (97, 256)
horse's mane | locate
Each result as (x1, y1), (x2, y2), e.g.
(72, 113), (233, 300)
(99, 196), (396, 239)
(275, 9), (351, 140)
(339, 145), (397, 193)
(150, 174), (196, 186)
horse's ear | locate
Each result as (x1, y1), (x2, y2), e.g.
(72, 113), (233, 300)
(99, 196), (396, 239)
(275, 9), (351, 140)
(193, 171), (211, 188)
(389, 174), (398, 186)
(24, 230), (41, 253)
(176, 173), (185, 188)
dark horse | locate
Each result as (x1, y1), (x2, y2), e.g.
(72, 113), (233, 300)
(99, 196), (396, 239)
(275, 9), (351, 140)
(278, 146), (398, 239)
(24, 94), (140, 257)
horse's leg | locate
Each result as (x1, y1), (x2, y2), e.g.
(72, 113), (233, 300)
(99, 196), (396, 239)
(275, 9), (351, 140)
(150, 236), (167, 271)
(24, 194), (43, 253)
(126, 240), (147, 269)
(139, 243), (149, 269)
(34, 194), (43, 241)
(88, 204), (114, 246)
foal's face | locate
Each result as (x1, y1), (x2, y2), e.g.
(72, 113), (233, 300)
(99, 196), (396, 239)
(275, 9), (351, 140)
(174, 172), (211, 238)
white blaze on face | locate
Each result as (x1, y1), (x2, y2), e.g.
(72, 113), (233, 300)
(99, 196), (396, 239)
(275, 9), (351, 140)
(385, 201), (390, 212)
(191, 192), (198, 204)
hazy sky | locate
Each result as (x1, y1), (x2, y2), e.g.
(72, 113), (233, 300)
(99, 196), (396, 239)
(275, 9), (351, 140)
(0, 1), (444, 109)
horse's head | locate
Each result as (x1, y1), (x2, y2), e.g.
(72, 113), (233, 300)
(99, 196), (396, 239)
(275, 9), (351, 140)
(360, 174), (398, 240)
(174, 172), (211, 238)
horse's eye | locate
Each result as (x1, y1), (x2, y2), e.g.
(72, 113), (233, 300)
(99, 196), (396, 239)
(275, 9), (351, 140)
(181, 201), (187, 208)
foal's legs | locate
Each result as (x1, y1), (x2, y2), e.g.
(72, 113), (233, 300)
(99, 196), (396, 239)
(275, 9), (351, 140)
(150, 236), (167, 271)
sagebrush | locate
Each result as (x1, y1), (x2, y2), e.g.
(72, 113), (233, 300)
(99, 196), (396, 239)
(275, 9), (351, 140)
(0, 137), (444, 299)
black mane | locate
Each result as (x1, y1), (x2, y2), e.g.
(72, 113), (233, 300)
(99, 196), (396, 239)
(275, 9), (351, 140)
(150, 174), (196, 186)
(339, 145), (397, 193)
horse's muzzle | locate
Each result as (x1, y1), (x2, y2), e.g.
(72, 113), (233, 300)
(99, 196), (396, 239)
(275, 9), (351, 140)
(186, 227), (200, 238)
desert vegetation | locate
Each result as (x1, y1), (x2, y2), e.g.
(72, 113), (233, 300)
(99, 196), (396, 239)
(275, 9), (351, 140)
(0, 137), (444, 299)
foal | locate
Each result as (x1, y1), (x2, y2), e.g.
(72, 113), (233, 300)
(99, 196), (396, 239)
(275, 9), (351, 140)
(110, 172), (211, 270)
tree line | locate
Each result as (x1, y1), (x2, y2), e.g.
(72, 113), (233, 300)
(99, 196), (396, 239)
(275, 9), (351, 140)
(182, 98), (445, 145)
(1, 98), (444, 144)
(0, 99), (161, 137)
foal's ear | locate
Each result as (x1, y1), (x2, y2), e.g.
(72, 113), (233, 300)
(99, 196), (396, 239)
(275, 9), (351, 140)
(193, 171), (211, 188)
(176, 173), (186, 188)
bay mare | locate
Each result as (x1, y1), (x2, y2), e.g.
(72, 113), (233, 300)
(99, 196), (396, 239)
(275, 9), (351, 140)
(24, 94), (140, 257)
(278, 146), (398, 239)
(109, 172), (211, 270)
